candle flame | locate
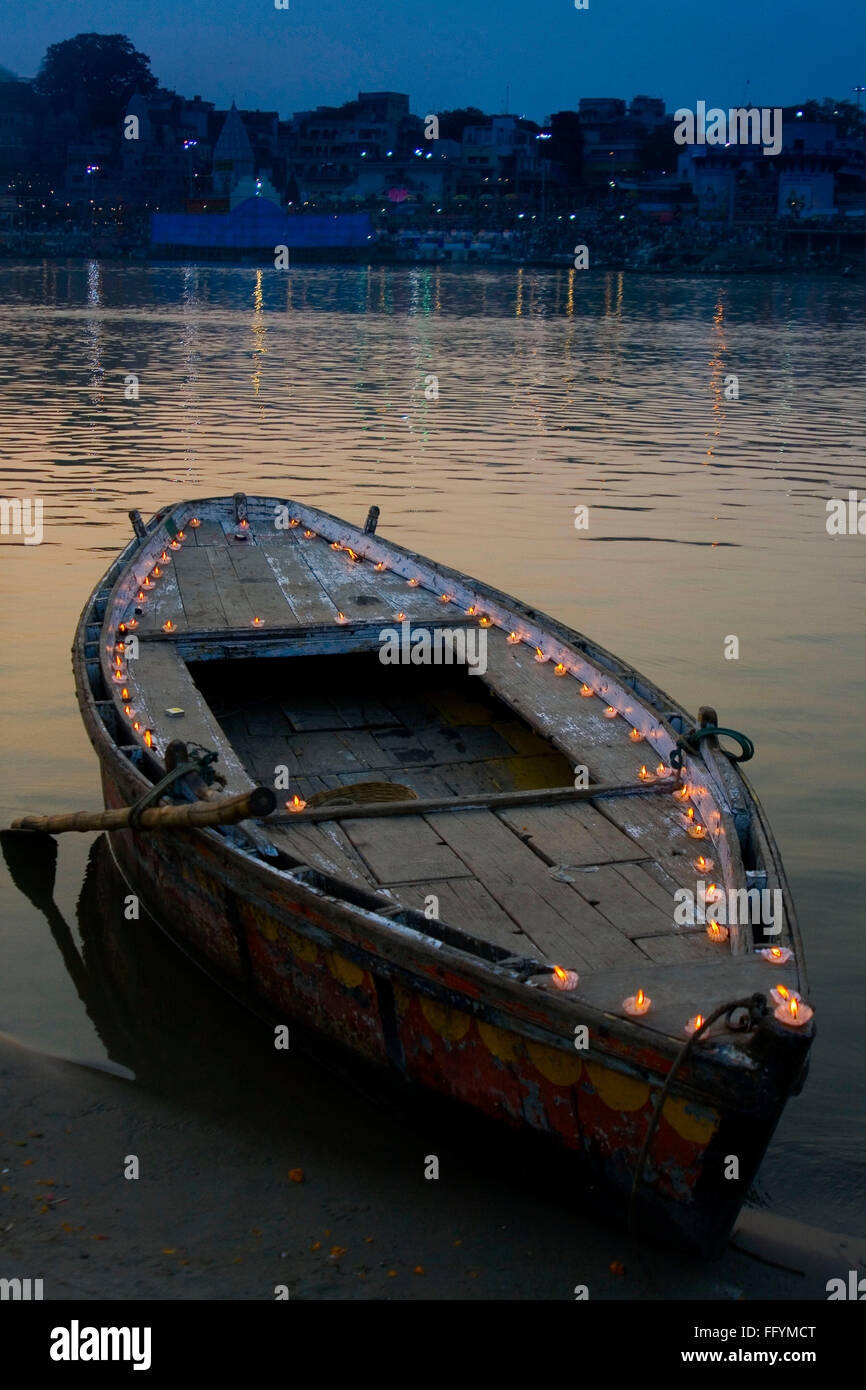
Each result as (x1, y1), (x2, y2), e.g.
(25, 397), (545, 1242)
(304, 529), (314, 539)
(251, 616), (263, 626)
(555, 663), (567, 676)
(789, 997), (799, 1019)
(144, 729), (153, 748)
(408, 577), (419, 586)
(394, 611), (405, 621)
(629, 727), (643, 741)
(152, 566), (161, 577)
(656, 763), (668, 777)
(163, 620), (175, 632)
(553, 965), (568, 983)
(692, 1014), (704, 1030)
(132, 720), (140, 731)
(686, 807), (695, 821)
(604, 705), (616, 716)
(237, 521), (247, 531)
(160, 551), (170, 562)
(346, 548), (359, 561)
(580, 683), (593, 696)
(121, 687), (129, 700)
(706, 883), (718, 901)
(777, 985), (790, 1000)
(124, 704), (132, 716)
(376, 561), (387, 571)
(466, 605), (476, 615)
(770, 947), (783, 959)
(507, 631), (520, 643)
(336, 611), (347, 623)
(177, 530), (186, 539)
(288, 795), (307, 812)
(331, 541), (342, 551)
(170, 540), (180, 550)
(190, 517), (200, 527)
(441, 594), (450, 603)
(636, 989), (645, 1008)
(289, 518), (299, 527)
(479, 615), (491, 627)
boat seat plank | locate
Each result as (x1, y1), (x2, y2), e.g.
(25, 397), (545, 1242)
(172, 548), (229, 630)
(427, 808), (645, 970)
(340, 815), (475, 885)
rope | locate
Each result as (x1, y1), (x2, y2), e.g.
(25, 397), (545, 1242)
(670, 724), (755, 772)
(626, 992), (768, 1242)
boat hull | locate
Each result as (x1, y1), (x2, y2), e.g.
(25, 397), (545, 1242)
(96, 753), (808, 1260)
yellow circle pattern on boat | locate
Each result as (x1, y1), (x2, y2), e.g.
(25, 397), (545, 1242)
(528, 1041), (582, 1086)
(327, 952), (366, 988)
(286, 929), (318, 964)
(662, 1096), (719, 1144)
(477, 1021), (522, 1063)
(585, 1061), (649, 1112)
(420, 997), (471, 1042)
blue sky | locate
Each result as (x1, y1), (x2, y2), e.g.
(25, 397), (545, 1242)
(4, 0), (861, 121)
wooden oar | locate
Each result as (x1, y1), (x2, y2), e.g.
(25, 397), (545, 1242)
(9, 786), (276, 836)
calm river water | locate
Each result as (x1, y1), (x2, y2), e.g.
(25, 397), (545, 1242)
(0, 262), (863, 1237)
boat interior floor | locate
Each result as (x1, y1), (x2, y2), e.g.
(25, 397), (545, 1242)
(188, 654), (723, 975)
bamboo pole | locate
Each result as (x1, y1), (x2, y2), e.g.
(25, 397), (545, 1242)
(10, 787), (276, 836)
(270, 777), (676, 825)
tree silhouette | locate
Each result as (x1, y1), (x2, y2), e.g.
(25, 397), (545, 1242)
(34, 33), (157, 130)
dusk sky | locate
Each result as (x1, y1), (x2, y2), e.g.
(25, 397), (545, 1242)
(4, 0), (860, 122)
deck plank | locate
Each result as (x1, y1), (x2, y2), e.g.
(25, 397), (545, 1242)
(427, 808), (645, 970)
(340, 815), (475, 885)
(497, 801), (654, 868)
(172, 547), (228, 630)
(394, 877), (536, 955)
(257, 535), (340, 626)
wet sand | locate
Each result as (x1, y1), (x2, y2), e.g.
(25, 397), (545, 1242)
(1, 1035), (852, 1302)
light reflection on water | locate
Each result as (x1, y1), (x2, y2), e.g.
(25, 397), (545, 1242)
(0, 263), (863, 1231)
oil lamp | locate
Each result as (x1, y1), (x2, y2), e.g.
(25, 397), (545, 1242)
(236, 522), (246, 532)
(144, 729), (153, 749)
(288, 518), (299, 528)
(603, 706), (617, 719)
(170, 540), (181, 550)
(774, 995), (813, 1028)
(479, 615), (492, 628)
(287, 795), (307, 813)
(550, 966), (579, 991)
(507, 631), (520, 644)
(694, 854), (714, 873)
(160, 550), (171, 563)
(335, 612), (348, 624)
(121, 688), (129, 701)
(623, 989), (651, 1017)
(685, 1014), (705, 1036)
(638, 765), (656, 783)
(673, 783), (691, 802)
(554, 663), (568, 676)
(629, 727), (644, 742)
(687, 821), (708, 840)
(124, 704), (133, 717)
(303, 529), (314, 539)
(466, 604), (476, 615)
(441, 594), (451, 604)
(251, 617), (264, 627)
(162, 620), (175, 632)
(579, 683), (594, 697)
(177, 530), (186, 540)
(376, 561), (387, 572)
(190, 517), (200, 527)
(706, 922), (729, 943)
(771, 984), (799, 1008)
(408, 577), (420, 587)
(331, 541), (342, 551)
(760, 946), (792, 965)
(126, 619), (137, 629)
(394, 611), (405, 621)
(152, 566), (161, 578)
(535, 647), (548, 663)
(132, 720), (141, 732)
(142, 577), (153, 590)
(656, 763), (671, 779)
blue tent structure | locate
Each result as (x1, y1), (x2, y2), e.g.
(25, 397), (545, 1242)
(151, 198), (374, 254)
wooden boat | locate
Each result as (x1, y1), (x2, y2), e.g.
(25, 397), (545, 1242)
(72, 493), (813, 1257)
